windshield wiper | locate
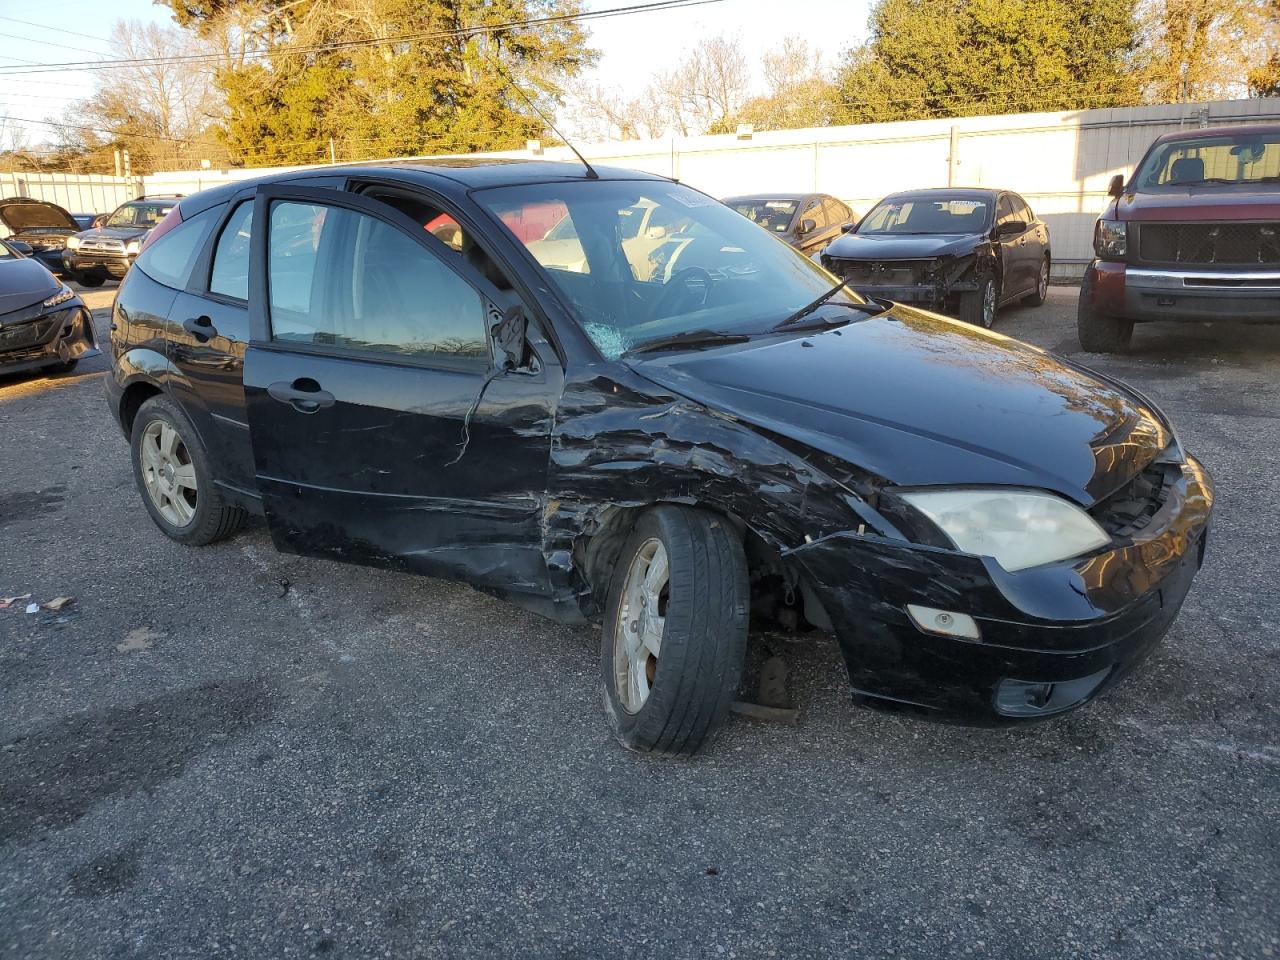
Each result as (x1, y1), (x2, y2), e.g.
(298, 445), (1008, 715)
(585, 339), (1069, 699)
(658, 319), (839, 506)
(624, 329), (751, 356)
(775, 280), (883, 329)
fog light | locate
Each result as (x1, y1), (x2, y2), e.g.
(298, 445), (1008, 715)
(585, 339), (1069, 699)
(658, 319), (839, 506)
(994, 668), (1111, 717)
(906, 604), (980, 641)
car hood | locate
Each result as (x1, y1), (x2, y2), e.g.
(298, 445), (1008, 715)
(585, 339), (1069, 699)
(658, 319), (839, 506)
(1111, 184), (1280, 222)
(823, 231), (986, 261)
(626, 306), (1170, 506)
(76, 225), (151, 242)
(0, 257), (61, 315)
(0, 201), (80, 232)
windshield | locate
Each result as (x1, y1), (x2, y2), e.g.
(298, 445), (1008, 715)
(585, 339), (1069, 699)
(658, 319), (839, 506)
(0, 242), (16, 259)
(478, 180), (865, 359)
(858, 197), (990, 235)
(0, 202), (78, 230)
(1134, 133), (1280, 189)
(106, 202), (175, 229)
(729, 199), (799, 234)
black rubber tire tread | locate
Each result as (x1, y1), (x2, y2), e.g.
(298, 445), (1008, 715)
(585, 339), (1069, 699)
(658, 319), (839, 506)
(1029, 255), (1050, 306)
(130, 395), (247, 546)
(46, 359), (78, 374)
(76, 275), (105, 288)
(958, 276), (994, 328)
(1077, 291), (1133, 352)
(600, 505), (749, 757)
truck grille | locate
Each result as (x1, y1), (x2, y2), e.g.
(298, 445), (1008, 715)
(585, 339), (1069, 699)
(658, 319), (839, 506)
(826, 259), (934, 285)
(1137, 222), (1280, 266)
(78, 238), (125, 254)
(1091, 460), (1176, 539)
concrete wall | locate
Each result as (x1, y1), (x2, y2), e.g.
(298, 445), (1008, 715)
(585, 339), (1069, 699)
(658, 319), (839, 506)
(0, 172), (138, 216)
(9, 98), (1280, 275)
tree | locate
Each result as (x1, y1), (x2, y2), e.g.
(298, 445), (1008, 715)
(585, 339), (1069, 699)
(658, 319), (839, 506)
(720, 36), (839, 132)
(1138, 0), (1273, 102)
(658, 34), (750, 135)
(160, 0), (598, 165)
(832, 0), (1144, 123)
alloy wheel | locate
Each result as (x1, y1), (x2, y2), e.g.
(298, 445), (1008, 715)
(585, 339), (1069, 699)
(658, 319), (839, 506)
(983, 280), (997, 328)
(1038, 260), (1049, 300)
(140, 420), (198, 527)
(614, 538), (669, 713)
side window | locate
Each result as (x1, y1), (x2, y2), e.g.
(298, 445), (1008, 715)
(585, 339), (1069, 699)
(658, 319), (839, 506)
(133, 206), (219, 290)
(1015, 196), (1034, 224)
(802, 200), (824, 228)
(822, 199), (846, 226)
(267, 200), (487, 361)
(209, 202), (253, 300)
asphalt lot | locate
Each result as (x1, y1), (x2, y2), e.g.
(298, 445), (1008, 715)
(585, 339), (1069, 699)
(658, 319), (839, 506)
(1, 283), (1277, 959)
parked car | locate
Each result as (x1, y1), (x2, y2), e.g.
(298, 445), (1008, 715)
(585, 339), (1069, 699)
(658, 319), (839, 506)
(1078, 124), (1280, 352)
(63, 195), (182, 286)
(0, 238), (97, 377)
(724, 193), (854, 256)
(0, 197), (82, 277)
(106, 161), (1211, 755)
(821, 188), (1051, 328)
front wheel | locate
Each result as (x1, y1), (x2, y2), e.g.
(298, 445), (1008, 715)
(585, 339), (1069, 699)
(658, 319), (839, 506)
(1077, 293), (1133, 352)
(600, 506), (749, 757)
(72, 272), (105, 288)
(1030, 256), (1050, 306)
(130, 395), (247, 545)
(45, 359), (78, 374)
(959, 276), (998, 328)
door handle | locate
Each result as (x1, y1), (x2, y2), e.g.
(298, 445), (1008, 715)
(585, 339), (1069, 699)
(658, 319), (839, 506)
(267, 378), (336, 414)
(182, 315), (217, 342)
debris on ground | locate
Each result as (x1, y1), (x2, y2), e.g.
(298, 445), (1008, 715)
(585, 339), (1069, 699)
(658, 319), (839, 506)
(24, 602), (39, 614)
(275, 577), (290, 598)
(0, 593), (31, 609)
(40, 596), (75, 611)
(116, 627), (161, 653)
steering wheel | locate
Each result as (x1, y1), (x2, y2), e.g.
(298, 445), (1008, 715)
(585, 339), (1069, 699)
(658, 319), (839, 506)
(653, 266), (713, 316)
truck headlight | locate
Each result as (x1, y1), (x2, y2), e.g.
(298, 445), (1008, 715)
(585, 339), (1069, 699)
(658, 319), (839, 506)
(65, 235), (82, 251)
(899, 488), (1110, 572)
(125, 239), (142, 255)
(43, 284), (75, 308)
(1094, 219), (1127, 259)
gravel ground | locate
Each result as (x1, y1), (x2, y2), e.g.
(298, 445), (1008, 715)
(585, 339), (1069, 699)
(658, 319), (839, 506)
(1, 283), (1277, 960)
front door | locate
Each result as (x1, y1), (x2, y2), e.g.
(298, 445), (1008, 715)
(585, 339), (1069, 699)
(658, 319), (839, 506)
(241, 185), (558, 595)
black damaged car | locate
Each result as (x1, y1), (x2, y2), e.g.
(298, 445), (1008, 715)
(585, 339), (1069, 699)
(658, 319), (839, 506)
(822, 188), (1051, 328)
(0, 197), (82, 276)
(0, 239), (97, 377)
(105, 161), (1211, 755)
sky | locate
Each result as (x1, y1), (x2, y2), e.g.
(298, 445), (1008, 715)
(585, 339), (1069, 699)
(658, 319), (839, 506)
(0, 0), (871, 150)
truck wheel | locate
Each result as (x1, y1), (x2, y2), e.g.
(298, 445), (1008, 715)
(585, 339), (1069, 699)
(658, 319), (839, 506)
(130, 395), (246, 545)
(74, 273), (105, 288)
(600, 505), (749, 757)
(1030, 256), (1050, 306)
(959, 276), (997, 328)
(1077, 293), (1133, 352)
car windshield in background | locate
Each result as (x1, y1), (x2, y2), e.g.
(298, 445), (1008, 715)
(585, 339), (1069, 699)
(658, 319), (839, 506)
(478, 180), (865, 359)
(858, 197), (990, 235)
(0, 243), (15, 259)
(106, 202), (175, 228)
(0, 203), (78, 230)
(1134, 134), (1280, 188)
(730, 199), (799, 233)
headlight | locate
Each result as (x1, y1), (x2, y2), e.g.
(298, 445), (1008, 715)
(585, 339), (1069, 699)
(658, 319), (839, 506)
(899, 488), (1110, 572)
(65, 235), (82, 250)
(43, 284), (75, 309)
(125, 239), (142, 255)
(1094, 219), (1127, 259)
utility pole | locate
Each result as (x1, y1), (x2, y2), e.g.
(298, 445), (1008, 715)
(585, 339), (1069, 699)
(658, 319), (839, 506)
(329, 137), (336, 164)
(113, 149), (122, 178)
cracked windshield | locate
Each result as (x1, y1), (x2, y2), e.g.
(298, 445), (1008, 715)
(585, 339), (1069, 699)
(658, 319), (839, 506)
(478, 180), (865, 358)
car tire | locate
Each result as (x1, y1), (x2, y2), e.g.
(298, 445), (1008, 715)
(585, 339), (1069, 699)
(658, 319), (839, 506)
(600, 505), (749, 757)
(959, 276), (998, 328)
(130, 395), (246, 546)
(45, 359), (78, 374)
(1029, 256), (1050, 306)
(1077, 294), (1133, 353)
(75, 274), (105, 288)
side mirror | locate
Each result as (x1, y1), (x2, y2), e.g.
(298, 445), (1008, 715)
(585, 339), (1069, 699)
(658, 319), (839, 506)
(1107, 174), (1125, 199)
(799, 218), (817, 235)
(995, 219), (1027, 238)
(8, 240), (33, 256)
(92, 215), (106, 229)
(840, 222), (856, 234)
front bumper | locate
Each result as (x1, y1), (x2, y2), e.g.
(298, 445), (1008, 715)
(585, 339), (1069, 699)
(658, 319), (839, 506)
(63, 251), (134, 279)
(846, 281), (979, 306)
(0, 303), (98, 375)
(789, 457), (1213, 722)
(1086, 260), (1280, 323)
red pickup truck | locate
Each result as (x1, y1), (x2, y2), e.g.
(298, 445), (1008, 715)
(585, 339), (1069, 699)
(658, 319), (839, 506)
(1078, 123), (1280, 351)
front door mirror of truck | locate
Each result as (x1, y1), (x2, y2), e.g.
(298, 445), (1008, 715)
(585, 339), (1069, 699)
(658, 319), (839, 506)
(1108, 174), (1125, 198)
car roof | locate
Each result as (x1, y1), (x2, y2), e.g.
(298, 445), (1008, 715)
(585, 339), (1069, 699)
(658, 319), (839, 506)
(1151, 123), (1280, 144)
(723, 193), (812, 203)
(179, 159), (673, 217)
(878, 188), (1000, 203)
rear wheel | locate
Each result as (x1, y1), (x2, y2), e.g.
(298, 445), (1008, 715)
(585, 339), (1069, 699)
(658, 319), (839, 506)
(1029, 256), (1050, 306)
(600, 506), (749, 757)
(959, 276), (998, 328)
(1077, 293), (1133, 352)
(130, 395), (246, 545)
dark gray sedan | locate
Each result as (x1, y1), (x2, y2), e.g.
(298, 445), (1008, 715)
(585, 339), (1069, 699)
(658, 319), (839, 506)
(723, 193), (854, 256)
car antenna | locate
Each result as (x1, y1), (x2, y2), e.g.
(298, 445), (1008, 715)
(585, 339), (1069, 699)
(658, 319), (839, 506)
(479, 48), (599, 180)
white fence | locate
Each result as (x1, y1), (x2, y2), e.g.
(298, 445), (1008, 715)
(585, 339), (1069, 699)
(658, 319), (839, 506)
(8, 98), (1280, 275)
(0, 172), (138, 215)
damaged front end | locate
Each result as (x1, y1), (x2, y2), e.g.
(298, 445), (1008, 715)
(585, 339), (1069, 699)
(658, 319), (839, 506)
(822, 252), (986, 311)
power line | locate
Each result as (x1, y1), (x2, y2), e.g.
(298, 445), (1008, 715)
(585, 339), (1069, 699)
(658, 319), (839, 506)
(0, 0), (726, 76)
(0, 16), (111, 44)
(0, 32), (109, 58)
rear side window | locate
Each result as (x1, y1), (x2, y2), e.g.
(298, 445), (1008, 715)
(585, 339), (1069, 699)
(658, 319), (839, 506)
(133, 207), (219, 290)
(210, 202), (252, 300)
(267, 200), (487, 361)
